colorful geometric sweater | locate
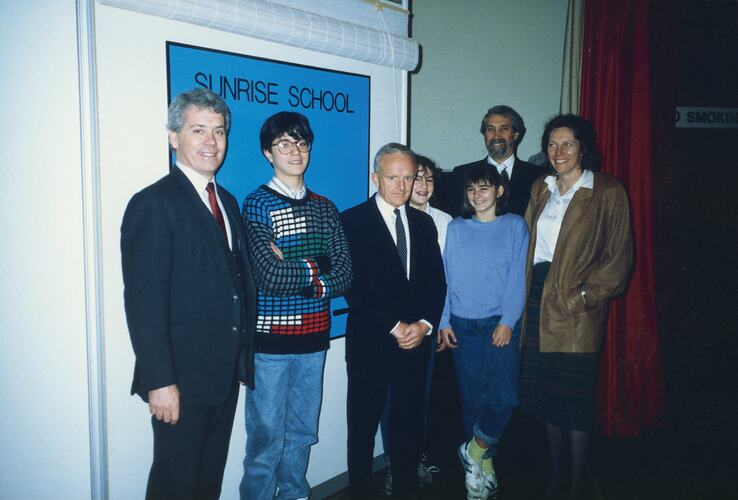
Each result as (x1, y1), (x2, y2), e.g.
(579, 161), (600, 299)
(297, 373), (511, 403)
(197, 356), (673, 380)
(242, 185), (352, 354)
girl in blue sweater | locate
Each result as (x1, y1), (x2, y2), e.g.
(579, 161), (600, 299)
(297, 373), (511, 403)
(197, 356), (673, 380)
(438, 163), (529, 499)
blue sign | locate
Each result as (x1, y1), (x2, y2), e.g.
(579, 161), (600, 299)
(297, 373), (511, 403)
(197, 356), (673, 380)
(167, 42), (370, 337)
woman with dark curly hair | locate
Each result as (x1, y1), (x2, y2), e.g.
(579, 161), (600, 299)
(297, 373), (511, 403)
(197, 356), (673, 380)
(519, 114), (634, 499)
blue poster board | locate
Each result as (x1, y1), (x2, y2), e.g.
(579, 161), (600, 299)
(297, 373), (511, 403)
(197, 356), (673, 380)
(167, 42), (370, 337)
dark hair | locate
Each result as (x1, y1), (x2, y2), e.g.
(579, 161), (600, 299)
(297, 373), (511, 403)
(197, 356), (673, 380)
(461, 163), (510, 218)
(373, 143), (417, 173)
(479, 105), (526, 146)
(541, 114), (602, 172)
(168, 88), (231, 134)
(259, 111), (314, 152)
(415, 154), (442, 206)
(416, 154), (440, 176)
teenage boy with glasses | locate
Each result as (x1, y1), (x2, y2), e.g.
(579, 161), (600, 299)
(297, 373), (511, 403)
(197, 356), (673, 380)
(239, 111), (352, 500)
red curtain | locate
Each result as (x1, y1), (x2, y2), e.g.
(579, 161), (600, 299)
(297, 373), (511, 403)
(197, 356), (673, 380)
(580, 0), (665, 436)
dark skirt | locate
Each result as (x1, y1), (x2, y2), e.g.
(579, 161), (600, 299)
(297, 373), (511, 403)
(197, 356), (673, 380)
(519, 262), (599, 431)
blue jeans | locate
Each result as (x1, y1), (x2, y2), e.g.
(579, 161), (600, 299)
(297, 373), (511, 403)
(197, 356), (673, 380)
(451, 315), (520, 456)
(240, 351), (326, 500)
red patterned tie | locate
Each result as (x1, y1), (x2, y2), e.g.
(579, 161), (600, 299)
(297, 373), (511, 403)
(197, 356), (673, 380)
(206, 182), (228, 243)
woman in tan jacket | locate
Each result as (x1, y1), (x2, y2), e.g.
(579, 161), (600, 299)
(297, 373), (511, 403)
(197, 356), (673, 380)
(519, 114), (633, 500)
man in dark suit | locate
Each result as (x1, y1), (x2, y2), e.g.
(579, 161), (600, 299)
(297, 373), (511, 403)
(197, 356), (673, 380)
(341, 143), (446, 499)
(449, 105), (543, 217)
(121, 88), (256, 500)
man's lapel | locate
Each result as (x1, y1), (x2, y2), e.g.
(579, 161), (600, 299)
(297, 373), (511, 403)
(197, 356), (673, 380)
(220, 190), (244, 254)
(509, 157), (522, 187)
(407, 208), (422, 282)
(171, 167), (232, 275)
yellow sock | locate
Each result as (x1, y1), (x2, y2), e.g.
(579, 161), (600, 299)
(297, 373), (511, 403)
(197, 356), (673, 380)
(468, 438), (486, 463)
(482, 457), (495, 475)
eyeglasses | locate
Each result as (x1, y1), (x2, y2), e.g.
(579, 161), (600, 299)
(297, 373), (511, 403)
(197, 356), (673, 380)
(272, 139), (311, 154)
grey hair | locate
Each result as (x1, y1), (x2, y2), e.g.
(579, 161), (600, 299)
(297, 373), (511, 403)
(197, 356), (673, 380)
(167, 88), (232, 134)
(479, 104), (526, 145)
(372, 142), (417, 172)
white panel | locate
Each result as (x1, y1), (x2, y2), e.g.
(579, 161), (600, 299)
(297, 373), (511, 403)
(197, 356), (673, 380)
(94, 3), (405, 498)
(98, 0), (419, 70)
(272, 0), (409, 36)
(0, 1), (92, 498)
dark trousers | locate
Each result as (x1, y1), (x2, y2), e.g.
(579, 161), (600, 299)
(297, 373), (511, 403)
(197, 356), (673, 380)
(146, 381), (239, 500)
(347, 337), (430, 499)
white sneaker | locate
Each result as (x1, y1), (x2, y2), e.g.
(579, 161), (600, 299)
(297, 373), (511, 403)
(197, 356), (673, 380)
(458, 442), (484, 499)
(481, 460), (498, 498)
(457, 442), (498, 499)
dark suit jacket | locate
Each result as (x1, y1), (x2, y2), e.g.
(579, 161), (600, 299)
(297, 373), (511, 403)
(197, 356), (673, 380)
(121, 166), (257, 405)
(340, 196), (446, 368)
(448, 157), (544, 217)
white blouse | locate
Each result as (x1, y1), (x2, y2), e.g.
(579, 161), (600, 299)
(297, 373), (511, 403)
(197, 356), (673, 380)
(533, 169), (594, 264)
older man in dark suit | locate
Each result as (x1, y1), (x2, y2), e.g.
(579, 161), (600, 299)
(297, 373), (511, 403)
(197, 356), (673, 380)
(341, 143), (446, 499)
(449, 105), (543, 217)
(121, 88), (256, 500)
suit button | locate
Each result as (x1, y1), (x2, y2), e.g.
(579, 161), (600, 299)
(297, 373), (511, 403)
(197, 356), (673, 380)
(232, 326), (238, 332)
(233, 295), (239, 301)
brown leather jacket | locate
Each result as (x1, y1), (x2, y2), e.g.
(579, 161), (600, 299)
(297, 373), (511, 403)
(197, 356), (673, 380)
(522, 172), (634, 353)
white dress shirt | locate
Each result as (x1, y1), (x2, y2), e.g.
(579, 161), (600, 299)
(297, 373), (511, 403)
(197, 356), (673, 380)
(177, 161), (233, 250)
(268, 176), (306, 200)
(533, 169), (594, 264)
(487, 154), (516, 180)
(375, 194), (411, 278)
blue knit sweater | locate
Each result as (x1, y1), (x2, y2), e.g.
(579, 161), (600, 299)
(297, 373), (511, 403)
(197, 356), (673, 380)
(243, 185), (352, 354)
(439, 214), (529, 330)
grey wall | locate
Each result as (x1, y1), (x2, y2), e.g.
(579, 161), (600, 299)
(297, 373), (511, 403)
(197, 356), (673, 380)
(410, 0), (569, 169)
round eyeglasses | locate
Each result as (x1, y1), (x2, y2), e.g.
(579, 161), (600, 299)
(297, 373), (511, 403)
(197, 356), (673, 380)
(272, 140), (311, 155)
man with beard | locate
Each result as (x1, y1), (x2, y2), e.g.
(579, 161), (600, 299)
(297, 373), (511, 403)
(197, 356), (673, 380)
(449, 105), (543, 217)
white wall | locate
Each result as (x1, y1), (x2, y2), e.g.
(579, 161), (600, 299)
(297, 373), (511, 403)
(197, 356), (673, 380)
(410, 0), (569, 169)
(0, 1), (92, 498)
